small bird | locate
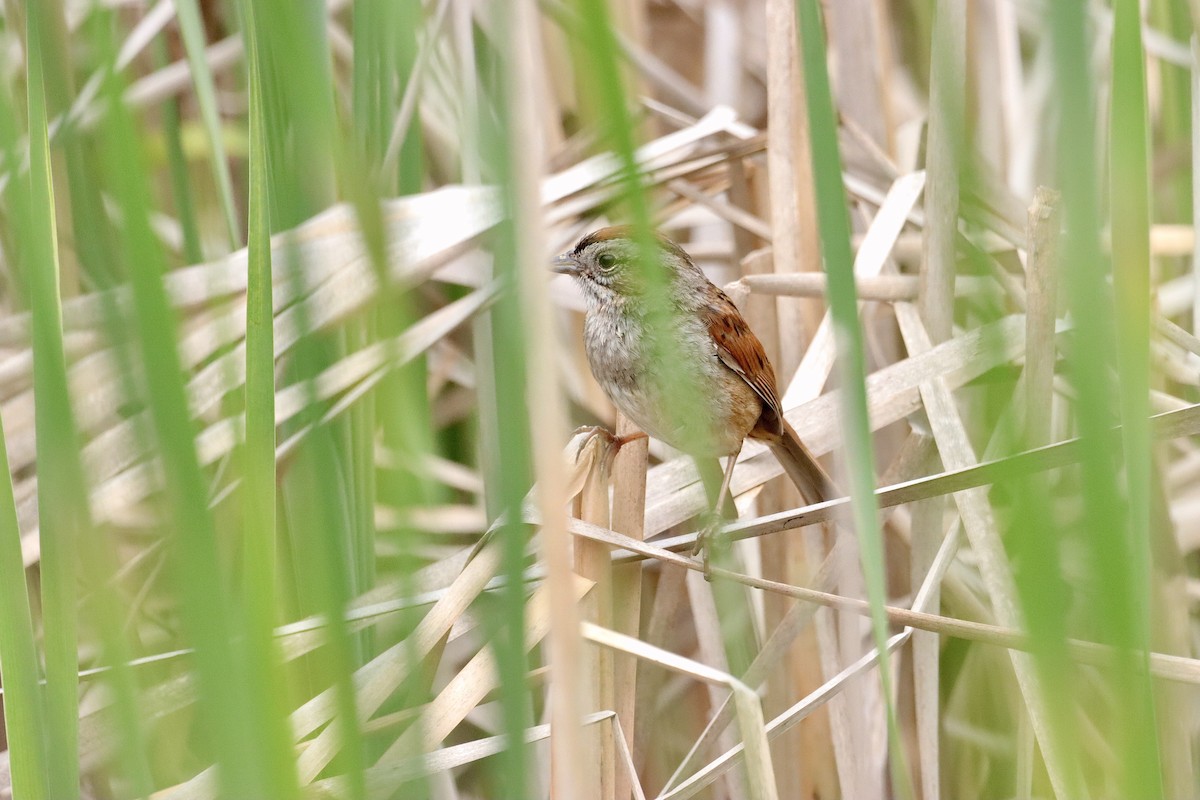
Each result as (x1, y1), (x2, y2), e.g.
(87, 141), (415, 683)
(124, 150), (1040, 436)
(554, 226), (834, 548)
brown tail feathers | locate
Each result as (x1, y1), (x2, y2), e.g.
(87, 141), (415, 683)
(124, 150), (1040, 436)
(767, 420), (837, 504)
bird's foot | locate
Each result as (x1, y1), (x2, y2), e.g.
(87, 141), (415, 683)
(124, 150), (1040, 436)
(692, 510), (727, 582)
(570, 426), (647, 475)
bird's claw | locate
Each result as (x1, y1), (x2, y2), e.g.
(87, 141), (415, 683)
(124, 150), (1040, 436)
(570, 426), (648, 474)
(693, 510), (726, 582)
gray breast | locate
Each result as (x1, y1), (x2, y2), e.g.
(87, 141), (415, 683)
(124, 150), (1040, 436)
(582, 306), (743, 456)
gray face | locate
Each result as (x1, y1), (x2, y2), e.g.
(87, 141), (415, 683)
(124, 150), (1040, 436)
(553, 236), (646, 306)
(554, 228), (708, 313)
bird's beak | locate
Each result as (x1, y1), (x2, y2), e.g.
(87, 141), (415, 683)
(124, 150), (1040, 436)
(552, 252), (581, 275)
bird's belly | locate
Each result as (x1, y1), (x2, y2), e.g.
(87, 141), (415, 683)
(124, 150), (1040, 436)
(584, 320), (760, 457)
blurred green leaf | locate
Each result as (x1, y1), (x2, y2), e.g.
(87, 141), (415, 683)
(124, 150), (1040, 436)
(794, 0), (913, 795)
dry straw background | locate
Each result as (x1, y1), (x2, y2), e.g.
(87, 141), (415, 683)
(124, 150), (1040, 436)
(0, 0), (1198, 799)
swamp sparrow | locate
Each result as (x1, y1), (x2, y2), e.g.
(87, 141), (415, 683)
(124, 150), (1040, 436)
(554, 227), (834, 541)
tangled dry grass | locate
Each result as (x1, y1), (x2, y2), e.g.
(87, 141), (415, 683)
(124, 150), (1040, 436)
(2, 1), (1200, 799)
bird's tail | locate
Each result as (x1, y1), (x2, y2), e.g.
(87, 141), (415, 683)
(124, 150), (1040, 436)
(768, 419), (838, 504)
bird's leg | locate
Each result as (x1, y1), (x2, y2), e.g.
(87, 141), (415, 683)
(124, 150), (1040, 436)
(692, 444), (741, 578)
(571, 425), (648, 451)
(571, 426), (648, 477)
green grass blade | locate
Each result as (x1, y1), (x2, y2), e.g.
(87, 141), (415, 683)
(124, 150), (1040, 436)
(1050, 0), (1161, 796)
(24, 7), (87, 796)
(155, 34), (205, 266)
(242, 2), (368, 792)
(0, 77), (49, 784)
(238, 2), (303, 796)
(91, 18), (287, 796)
(9, 9), (158, 795)
(792, 1), (912, 795)
(172, 0), (242, 248)
(1108, 0), (1165, 794)
(474, 77), (535, 800)
(0, 411), (48, 800)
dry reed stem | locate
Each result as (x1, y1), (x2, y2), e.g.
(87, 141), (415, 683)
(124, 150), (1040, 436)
(574, 435), (617, 800)
(1025, 187), (1062, 447)
(765, 0), (821, 367)
(583, 622), (778, 800)
(828, 0), (893, 159)
(908, 453), (943, 800)
(661, 547), (839, 793)
(305, 712), (613, 800)
(501, 3), (591, 797)
(683, 565), (748, 799)
(920, 0), (965, 344)
(610, 413), (648, 800)
(377, 576), (592, 761)
(565, 517), (1200, 686)
(11, 4), (1200, 795)
(734, 271), (996, 301)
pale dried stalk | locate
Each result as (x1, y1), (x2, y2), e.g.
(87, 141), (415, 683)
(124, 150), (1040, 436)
(665, 178), (772, 241)
(566, 519), (1200, 687)
(627, 399), (1200, 557)
(988, 0), (1025, 187)
(503, 2), (587, 798)
(364, 576), (594, 787)
(657, 627), (911, 800)
(765, 0), (821, 367)
(18, 285), (496, 562)
(610, 414), (647, 800)
(800, 174), (927, 800)
(780, 171), (926, 409)
(827, 0), (893, 157)
(573, 435), (616, 800)
(658, 505), (964, 800)
(729, 150), (813, 800)
(920, 0), (965, 342)
(684, 566), (749, 799)
(611, 713), (648, 800)
(155, 532), (509, 800)
(304, 711), (613, 799)
(661, 547), (840, 795)
(1025, 187), (1061, 445)
(807, 525), (867, 800)
(630, 559), (688, 777)
(582, 622), (779, 800)
(973, 200), (1050, 798)
(734, 271), (995, 301)
(908, 450), (942, 800)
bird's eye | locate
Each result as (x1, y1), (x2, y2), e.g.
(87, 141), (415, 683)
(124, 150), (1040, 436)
(597, 253), (618, 272)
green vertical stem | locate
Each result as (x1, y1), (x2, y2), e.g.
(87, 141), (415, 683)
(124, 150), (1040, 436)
(920, 0), (964, 344)
(1048, 0), (1161, 796)
(241, 1), (303, 795)
(394, 0), (425, 195)
(28, 10), (160, 794)
(93, 19), (284, 793)
(155, 35), (205, 266)
(0, 416), (49, 800)
(24, 6), (85, 796)
(1109, 0), (1165, 795)
(244, 1), (367, 791)
(477, 67), (535, 800)
(173, 0), (242, 247)
(792, 0), (913, 795)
